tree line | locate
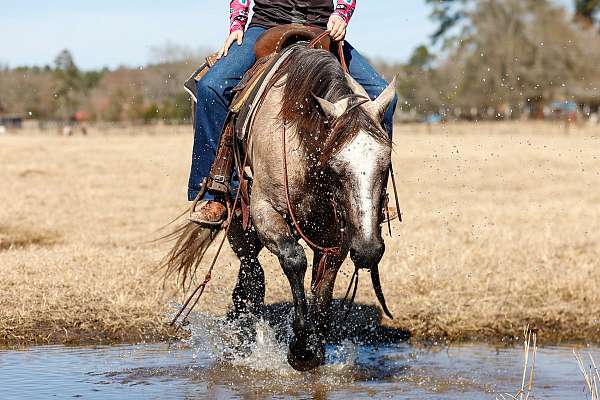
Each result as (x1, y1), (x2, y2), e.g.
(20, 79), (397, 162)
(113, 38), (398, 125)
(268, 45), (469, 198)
(401, 0), (600, 120)
(1, 0), (599, 123)
(0, 47), (198, 123)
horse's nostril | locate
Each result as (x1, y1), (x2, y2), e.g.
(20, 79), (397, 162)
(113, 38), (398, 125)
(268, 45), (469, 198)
(350, 244), (384, 268)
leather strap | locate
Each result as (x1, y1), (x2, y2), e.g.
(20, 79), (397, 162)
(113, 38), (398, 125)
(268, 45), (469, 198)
(207, 117), (235, 194)
(307, 30), (349, 74)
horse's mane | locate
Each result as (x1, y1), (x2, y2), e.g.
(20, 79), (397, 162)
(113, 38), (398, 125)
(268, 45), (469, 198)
(272, 46), (390, 164)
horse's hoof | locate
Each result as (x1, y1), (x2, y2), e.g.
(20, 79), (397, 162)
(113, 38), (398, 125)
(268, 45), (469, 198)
(287, 337), (325, 371)
(287, 350), (324, 371)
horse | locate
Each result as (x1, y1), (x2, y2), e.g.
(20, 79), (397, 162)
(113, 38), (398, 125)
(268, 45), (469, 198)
(164, 45), (397, 371)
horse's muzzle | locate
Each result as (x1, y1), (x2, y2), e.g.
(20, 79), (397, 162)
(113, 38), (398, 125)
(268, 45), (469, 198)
(350, 242), (384, 269)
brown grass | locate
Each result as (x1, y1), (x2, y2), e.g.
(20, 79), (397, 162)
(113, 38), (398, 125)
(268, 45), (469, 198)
(0, 224), (60, 251)
(0, 121), (599, 346)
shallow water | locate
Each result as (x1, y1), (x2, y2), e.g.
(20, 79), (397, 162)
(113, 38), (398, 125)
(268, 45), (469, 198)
(1, 316), (596, 399)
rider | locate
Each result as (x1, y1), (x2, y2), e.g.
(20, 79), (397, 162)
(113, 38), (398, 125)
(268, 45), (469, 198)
(189, 0), (398, 224)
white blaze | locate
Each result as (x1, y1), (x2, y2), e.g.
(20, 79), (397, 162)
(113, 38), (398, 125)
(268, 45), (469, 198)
(336, 131), (384, 240)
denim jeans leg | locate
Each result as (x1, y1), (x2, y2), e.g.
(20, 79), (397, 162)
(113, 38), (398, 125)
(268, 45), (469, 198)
(188, 27), (267, 201)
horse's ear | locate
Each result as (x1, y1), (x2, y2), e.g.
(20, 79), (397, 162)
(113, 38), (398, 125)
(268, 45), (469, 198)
(312, 94), (350, 119)
(345, 74), (369, 98)
(363, 78), (398, 119)
(372, 77), (398, 116)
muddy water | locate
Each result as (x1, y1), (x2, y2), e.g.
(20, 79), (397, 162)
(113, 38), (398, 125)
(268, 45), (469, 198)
(1, 315), (596, 399)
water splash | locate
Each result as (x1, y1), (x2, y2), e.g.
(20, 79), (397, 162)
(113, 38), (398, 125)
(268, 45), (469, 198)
(233, 319), (293, 373)
(183, 311), (364, 383)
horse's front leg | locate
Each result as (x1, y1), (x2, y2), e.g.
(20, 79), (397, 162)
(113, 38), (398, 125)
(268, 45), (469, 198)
(311, 251), (348, 344)
(252, 199), (322, 371)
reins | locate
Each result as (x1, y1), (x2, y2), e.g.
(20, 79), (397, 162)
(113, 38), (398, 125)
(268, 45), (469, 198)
(308, 30), (349, 73)
(170, 131), (250, 331)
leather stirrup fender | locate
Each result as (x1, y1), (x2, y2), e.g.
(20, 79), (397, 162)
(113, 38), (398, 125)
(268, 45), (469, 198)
(207, 119), (235, 195)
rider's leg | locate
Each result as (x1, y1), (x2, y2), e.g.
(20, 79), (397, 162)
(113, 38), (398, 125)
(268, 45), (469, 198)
(188, 26), (267, 202)
(342, 42), (398, 138)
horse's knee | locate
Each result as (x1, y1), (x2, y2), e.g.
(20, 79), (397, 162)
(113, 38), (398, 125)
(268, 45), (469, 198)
(278, 241), (307, 273)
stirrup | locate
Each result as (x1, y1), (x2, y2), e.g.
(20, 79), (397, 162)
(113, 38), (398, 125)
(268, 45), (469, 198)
(189, 179), (209, 218)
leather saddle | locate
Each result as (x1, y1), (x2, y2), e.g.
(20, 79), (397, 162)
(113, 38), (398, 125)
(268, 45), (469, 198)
(255, 24), (331, 58)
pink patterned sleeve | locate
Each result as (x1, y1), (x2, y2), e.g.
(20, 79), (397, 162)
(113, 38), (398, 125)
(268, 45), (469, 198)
(333, 0), (357, 24)
(230, 0), (251, 33)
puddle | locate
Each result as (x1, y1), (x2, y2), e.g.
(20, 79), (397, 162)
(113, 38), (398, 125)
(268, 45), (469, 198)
(0, 314), (596, 399)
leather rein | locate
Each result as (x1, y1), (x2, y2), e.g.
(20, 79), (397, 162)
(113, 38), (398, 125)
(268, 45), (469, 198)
(281, 122), (342, 291)
(308, 30), (349, 73)
(282, 31), (402, 292)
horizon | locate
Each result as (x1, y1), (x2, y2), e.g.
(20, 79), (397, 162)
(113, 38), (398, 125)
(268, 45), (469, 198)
(0, 0), (573, 71)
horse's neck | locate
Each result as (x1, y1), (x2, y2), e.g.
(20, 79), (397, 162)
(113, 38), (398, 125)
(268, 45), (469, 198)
(246, 78), (332, 207)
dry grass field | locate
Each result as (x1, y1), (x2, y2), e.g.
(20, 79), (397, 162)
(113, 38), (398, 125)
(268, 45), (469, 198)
(1, 121), (599, 346)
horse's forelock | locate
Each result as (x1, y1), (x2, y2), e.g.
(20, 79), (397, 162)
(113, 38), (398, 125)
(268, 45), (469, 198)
(274, 47), (390, 163)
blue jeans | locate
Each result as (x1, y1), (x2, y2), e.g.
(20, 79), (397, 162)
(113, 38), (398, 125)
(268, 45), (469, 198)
(188, 26), (398, 201)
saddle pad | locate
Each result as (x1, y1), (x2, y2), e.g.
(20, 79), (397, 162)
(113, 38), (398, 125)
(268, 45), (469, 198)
(232, 45), (301, 141)
(230, 54), (276, 113)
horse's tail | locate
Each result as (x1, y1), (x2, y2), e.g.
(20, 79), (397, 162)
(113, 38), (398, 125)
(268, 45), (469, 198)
(160, 221), (221, 290)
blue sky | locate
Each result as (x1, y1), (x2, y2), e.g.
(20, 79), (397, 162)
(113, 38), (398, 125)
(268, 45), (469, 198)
(0, 0), (573, 70)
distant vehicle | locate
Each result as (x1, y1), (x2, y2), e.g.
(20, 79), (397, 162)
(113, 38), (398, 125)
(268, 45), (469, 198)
(424, 113), (443, 124)
(0, 115), (23, 129)
(549, 101), (578, 121)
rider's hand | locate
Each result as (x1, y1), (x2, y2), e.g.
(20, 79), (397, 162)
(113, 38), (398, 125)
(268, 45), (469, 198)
(327, 15), (347, 42)
(217, 30), (244, 59)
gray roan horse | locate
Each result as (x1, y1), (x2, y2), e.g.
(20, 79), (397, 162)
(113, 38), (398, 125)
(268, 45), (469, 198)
(164, 45), (397, 371)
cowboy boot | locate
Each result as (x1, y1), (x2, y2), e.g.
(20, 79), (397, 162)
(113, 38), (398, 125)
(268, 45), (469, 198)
(189, 199), (228, 226)
(189, 121), (235, 226)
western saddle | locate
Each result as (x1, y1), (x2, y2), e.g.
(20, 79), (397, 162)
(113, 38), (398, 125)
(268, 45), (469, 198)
(184, 24), (342, 197)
